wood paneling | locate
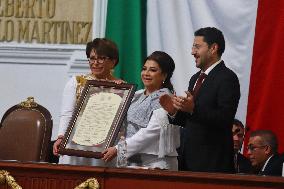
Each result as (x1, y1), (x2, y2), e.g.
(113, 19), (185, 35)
(0, 161), (284, 189)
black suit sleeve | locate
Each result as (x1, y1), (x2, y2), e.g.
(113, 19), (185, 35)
(192, 72), (240, 129)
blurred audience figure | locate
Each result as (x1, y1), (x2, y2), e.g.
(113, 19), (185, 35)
(248, 130), (284, 176)
(232, 119), (251, 173)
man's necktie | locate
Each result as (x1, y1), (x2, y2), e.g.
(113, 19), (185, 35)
(234, 153), (239, 173)
(192, 72), (206, 97)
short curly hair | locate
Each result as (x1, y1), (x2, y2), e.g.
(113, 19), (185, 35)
(86, 38), (119, 66)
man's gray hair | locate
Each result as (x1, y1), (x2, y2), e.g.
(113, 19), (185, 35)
(250, 130), (278, 154)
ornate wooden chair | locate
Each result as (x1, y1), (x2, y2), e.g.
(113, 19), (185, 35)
(0, 97), (52, 162)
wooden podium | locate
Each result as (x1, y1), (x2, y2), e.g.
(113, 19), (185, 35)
(0, 161), (284, 189)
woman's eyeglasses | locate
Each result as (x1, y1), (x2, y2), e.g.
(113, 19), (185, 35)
(88, 56), (110, 64)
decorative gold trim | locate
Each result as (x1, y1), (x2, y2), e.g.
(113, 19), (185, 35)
(0, 170), (22, 189)
(74, 178), (100, 189)
(75, 73), (117, 102)
(76, 75), (88, 101)
(19, 97), (38, 108)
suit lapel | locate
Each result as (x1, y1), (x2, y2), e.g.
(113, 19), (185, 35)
(191, 61), (225, 99)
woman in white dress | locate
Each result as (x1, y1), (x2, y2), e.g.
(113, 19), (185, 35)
(53, 38), (123, 166)
(102, 51), (180, 170)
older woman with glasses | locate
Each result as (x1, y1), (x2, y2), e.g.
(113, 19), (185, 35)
(53, 38), (123, 166)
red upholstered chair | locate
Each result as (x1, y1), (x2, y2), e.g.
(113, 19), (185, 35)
(0, 97), (52, 162)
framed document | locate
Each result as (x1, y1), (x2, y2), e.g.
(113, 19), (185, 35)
(58, 80), (136, 158)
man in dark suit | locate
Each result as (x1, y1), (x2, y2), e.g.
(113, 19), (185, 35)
(232, 119), (252, 173)
(248, 130), (284, 176)
(160, 27), (240, 173)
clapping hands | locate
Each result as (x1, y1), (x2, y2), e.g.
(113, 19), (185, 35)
(159, 91), (195, 114)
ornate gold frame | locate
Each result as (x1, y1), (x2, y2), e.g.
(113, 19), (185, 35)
(74, 178), (99, 189)
(59, 80), (136, 158)
(0, 170), (22, 189)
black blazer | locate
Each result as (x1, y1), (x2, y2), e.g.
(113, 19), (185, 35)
(259, 153), (284, 176)
(236, 152), (252, 174)
(173, 61), (240, 173)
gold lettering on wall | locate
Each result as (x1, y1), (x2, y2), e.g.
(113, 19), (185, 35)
(0, 0), (93, 44)
(18, 20), (29, 42)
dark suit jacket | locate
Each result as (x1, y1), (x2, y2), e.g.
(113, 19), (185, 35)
(236, 152), (252, 174)
(173, 61), (240, 173)
(259, 153), (284, 176)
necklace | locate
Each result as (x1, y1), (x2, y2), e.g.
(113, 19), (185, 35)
(85, 73), (113, 81)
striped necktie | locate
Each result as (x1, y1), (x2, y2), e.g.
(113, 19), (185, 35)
(192, 72), (206, 97)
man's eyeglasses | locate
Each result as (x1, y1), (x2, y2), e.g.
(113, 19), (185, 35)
(192, 44), (208, 50)
(88, 56), (110, 64)
(247, 144), (267, 151)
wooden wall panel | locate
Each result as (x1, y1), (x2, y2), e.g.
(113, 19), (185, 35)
(0, 161), (284, 189)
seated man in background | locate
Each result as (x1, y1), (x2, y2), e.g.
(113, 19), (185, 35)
(232, 119), (251, 173)
(248, 130), (284, 176)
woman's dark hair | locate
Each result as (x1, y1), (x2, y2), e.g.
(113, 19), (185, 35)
(86, 38), (119, 66)
(145, 51), (175, 92)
